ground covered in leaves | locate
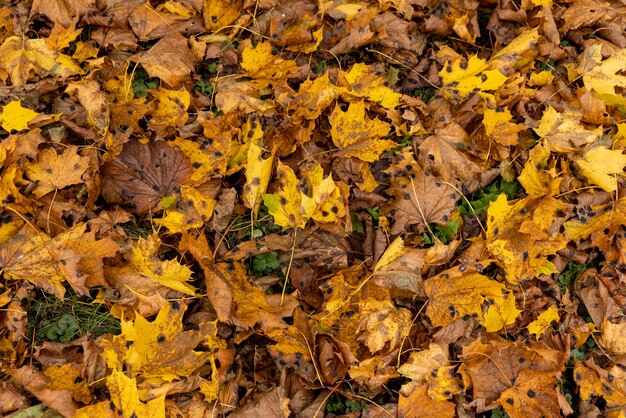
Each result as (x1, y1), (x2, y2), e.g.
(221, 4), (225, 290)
(0, 0), (625, 417)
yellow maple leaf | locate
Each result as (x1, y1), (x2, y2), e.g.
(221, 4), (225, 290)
(102, 300), (219, 381)
(303, 162), (346, 223)
(483, 108), (525, 146)
(440, 55), (507, 98)
(583, 49), (626, 107)
(147, 87), (190, 136)
(340, 63), (402, 109)
(574, 361), (626, 415)
(203, 0), (241, 32)
(131, 234), (197, 296)
(527, 306), (560, 339)
(23, 146), (90, 198)
(263, 161), (313, 229)
(329, 101), (393, 162)
(424, 269), (519, 331)
(0, 101), (39, 132)
(241, 40), (298, 80)
(357, 297), (412, 353)
(75, 369), (166, 418)
(518, 144), (561, 196)
(498, 370), (560, 418)
(576, 147), (626, 192)
(242, 142), (274, 216)
(0, 36), (82, 86)
(487, 194), (567, 283)
(534, 107), (601, 153)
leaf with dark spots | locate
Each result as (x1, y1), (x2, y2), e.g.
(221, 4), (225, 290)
(100, 140), (193, 214)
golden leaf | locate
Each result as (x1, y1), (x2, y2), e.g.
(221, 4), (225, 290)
(130, 234), (197, 296)
(0, 35), (82, 86)
(424, 269), (519, 331)
(576, 147), (626, 192)
(440, 55), (507, 98)
(0, 101), (39, 132)
(527, 306), (560, 339)
(329, 101), (394, 162)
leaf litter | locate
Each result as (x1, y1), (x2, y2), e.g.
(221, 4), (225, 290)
(0, 0), (625, 417)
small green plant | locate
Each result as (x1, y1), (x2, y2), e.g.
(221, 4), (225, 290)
(252, 252), (281, 276)
(460, 178), (520, 216)
(313, 60), (326, 74)
(120, 220), (153, 240)
(491, 408), (510, 418)
(366, 206), (381, 221)
(423, 220), (459, 245)
(557, 262), (585, 294)
(570, 337), (596, 365)
(194, 78), (214, 96)
(132, 67), (159, 98)
(28, 291), (120, 344)
(409, 87), (435, 103)
(326, 393), (365, 414)
(389, 135), (413, 153)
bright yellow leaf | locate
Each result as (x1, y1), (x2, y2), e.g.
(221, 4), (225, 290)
(329, 101), (393, 162)
(264, 162), (309, 229)
(440, 55), (507, 98)
(0, 101), (39, 132)
(242, 142), (274, 216)
(0, 36), (82, 86)
(131, 234), (197, 296)
(527, 306), (560, 339)
(576, 147), (626, 192)
(424, 269), (518, 330)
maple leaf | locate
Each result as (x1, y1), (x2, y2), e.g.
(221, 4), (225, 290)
(100, 140), (193, 214)
(498, 370), (561, 418)
(576, 146), (626, 192)
(339, 63), (402, 109)
(75, 370), (166, 418)
(460, 337), (564, 414)
(329, 101), (394, 162)
(146, 87), (190, 136)
(0, 36), (82, 86)
(574, 360), (626, 416)
(486, 194), (568, 283)
(583, 49), (626, 107)
(527, 306), (560, 339)
(242, 143), (274, 216)
(534, 107), (601, 153)
(101, 300), (218, 380)
(423, 267), (519, 331)
(439, 55), (507, 98)
(385, 163), (459, 235)
(23, 146), (89, 198)
(356, 297), (412, 353)
(130, 33), (195, 87)
(263, 161), (313, 229)
(130, 233), (197, 296)
(203, 0), (241, 32)
(0, 101), (39, 132)
(241, 40), (298, 80)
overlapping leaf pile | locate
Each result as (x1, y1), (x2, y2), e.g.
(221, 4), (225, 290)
(0, 0), (625, 417)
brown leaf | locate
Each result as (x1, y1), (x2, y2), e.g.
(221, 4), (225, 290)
(9, 365), (78, 418)
(100, 140), (193, 214)
(385, 167), (459, 235)
(130, 33), (196, 87)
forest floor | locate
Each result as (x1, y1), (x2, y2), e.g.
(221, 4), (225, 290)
(0, 0), (625, 417)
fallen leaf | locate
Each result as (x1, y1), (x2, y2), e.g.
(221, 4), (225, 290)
(0, 101), (39, 132)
